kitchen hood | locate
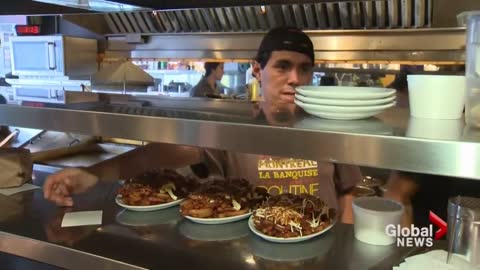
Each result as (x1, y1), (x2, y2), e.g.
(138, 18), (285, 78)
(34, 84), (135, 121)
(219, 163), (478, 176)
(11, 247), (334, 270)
(92, 60), (154, 91)
(33, 0), (151, 12)
(32, 0), (367, 11)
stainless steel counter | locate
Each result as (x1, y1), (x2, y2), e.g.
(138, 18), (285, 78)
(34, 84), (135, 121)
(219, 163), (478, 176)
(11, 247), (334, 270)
(1, 99), (480, 180)
(0, 165), (421, 270)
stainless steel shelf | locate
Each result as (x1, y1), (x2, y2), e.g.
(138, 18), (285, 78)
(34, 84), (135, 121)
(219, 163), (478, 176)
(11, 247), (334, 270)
(1, 103), (480, 180)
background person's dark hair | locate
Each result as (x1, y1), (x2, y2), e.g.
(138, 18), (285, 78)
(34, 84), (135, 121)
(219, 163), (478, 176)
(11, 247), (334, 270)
(204, 62), (221, 77)
(0, 95), (9, 141)
(388, 73), (408, 93)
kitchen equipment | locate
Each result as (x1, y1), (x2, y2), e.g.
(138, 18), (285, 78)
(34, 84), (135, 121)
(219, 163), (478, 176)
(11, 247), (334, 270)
(356, 176), (385, 196)
(395, 250), (477, 270)
(447, 196), (480, 266)
(407, 75), (466, 119)
(0, 128), (19, 148)
(0, 148), (32, 188)
(10, 35), (97, 78)
(352, 197), (404, 245)
(353, 186), (376, 197)
(5, 76), (91, 104)
(92, 60), (154, 92)
(358, 176), (384, 189)
(458, 11), (480, 127)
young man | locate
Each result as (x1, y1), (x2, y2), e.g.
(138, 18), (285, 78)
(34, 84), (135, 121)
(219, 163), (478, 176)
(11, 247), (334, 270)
(43, 27), (361, 223)
(190, 62), (225, 98)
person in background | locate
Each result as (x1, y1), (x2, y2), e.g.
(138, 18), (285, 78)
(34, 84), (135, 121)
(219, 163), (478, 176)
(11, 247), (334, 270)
(190, 62), (225, 98)
(43, 27), (362, 223)
(320, 76), (336, 86)
(387, 73), (409, 108)
(0, 95), (10, 146)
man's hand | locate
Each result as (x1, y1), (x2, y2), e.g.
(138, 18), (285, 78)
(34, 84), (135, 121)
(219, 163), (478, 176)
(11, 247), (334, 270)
(43, 168), (99, 207)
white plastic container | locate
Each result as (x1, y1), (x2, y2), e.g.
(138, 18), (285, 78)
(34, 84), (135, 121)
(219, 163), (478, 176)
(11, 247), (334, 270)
(352, 197), (404, 246)
(406, 118), (464, 141)
(459, 11), (480, 127)
(407, 75), (466, 119)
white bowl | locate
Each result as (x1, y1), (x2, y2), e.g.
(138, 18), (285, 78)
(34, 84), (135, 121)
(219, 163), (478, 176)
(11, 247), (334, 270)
(353, 197), (404, 246)
(296, 86), (396, 100)
(296, 93), (396, 106)
(407, 75), (466, 119)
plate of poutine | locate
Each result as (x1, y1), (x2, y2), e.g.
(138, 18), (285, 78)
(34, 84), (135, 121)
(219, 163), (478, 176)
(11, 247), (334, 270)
(116, 196), (184, 212)
(180, 178), (268, 224)
(116, 169), (197, 212)
(184, 211), (252, 225)
(248, 193), (336, 243)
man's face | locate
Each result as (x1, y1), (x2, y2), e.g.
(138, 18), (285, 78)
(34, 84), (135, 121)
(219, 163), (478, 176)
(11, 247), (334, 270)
(213, 63), (224, 81)
(254, 51), (313, 106)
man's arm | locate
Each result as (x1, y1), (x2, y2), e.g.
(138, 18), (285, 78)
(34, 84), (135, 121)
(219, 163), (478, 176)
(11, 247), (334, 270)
(43, 142), (203, 206)
(86, 142), (203, 182)
(384, 171), (419, 227)
(334, 164), (363, 224)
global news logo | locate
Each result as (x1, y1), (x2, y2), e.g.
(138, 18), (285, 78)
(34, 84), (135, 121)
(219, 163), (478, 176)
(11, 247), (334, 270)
(385, 211), (448, 247)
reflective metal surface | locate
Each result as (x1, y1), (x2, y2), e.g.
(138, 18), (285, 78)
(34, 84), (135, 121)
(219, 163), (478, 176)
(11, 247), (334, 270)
(2, 99), (480, 180)
(99, 0), (434, 34)
(447, 196), (480, 265)
(0, 165), (421, 270)
(105, 28), (466, 62)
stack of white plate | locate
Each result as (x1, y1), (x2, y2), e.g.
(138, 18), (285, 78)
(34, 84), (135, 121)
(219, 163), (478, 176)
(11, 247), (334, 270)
(295, 86), (397, 120)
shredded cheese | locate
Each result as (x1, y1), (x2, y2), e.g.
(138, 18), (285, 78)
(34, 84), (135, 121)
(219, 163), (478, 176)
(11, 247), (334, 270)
(161, 182), (177, 200)
(232, 199), (241, 211)
(255, 205), (328, 236)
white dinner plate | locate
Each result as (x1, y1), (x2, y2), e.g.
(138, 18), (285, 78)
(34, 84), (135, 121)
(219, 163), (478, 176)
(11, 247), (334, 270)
(183, 212), (252, 225)
(295, 99), (396, 113)
(115, 195), (184, 212)
(296, 86), (396, 100)
(248, 216), (336, 243)
(295, 93), (396, 106)
(302, 109), (386, 120)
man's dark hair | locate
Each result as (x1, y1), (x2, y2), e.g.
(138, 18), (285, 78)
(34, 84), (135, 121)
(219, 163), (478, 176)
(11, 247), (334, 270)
(204, 62), (221, 77)
(255, 51), (272, 69)
(255, 26), (314, 69)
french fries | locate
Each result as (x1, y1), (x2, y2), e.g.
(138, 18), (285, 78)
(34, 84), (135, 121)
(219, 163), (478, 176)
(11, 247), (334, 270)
(252, 194), (335, 238)
(117, 169), (198, 206)
(180, 178), (269, 219)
